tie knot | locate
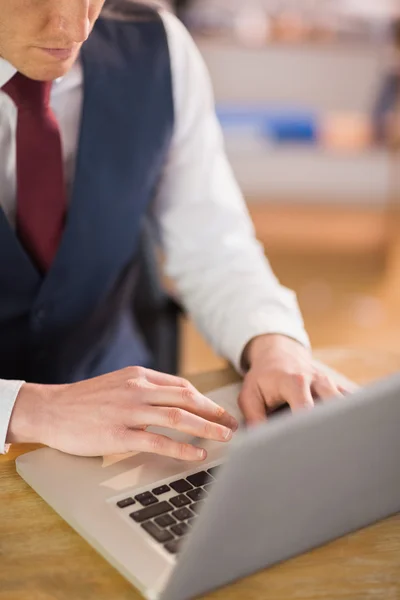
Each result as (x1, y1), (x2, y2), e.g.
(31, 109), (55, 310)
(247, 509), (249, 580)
(2, 72), (52, 112)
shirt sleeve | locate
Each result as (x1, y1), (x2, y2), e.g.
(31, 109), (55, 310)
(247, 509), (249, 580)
(153, 11), (311, 373)
(0, 379), (25, 454)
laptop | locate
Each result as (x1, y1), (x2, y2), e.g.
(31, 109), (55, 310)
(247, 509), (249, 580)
(16, 371), (400, 600)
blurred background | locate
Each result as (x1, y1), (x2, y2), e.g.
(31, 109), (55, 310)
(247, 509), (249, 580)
(167, 0), (400, 375)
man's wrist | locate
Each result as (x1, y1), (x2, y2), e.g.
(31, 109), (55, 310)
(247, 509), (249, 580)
(6, 382), (50, 445)
(242, 334), (307, 371)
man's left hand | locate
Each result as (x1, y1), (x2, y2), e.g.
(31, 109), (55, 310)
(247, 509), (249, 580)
(239, 334), (350, 424)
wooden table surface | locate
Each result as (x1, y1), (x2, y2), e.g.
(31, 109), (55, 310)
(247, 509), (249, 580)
(1, 355), (399, 600)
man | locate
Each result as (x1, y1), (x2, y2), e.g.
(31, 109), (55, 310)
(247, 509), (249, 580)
(0, 0), (345, 462)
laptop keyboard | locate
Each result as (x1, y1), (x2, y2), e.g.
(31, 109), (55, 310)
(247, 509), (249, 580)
(116, 466), (220, 555)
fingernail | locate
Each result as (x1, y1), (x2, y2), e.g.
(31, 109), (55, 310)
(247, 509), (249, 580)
(222, 427), (232, 441)
(231, 419), (239, 432)
(197, 448), (206, 460)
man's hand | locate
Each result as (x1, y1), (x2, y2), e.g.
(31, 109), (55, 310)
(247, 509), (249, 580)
(7, 367), (238, 461)
(239, 335), (350, 424)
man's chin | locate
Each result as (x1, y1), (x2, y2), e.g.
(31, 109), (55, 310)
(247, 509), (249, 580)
(41, 61), (78, 81)
(23, 49), (80, 81)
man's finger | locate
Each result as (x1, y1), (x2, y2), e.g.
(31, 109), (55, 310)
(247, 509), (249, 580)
(238, 379), (267, 425)
(120, 366), (201, 393)
(133, 367), (197, 390)
(124, 430), (208, 462)
(312, 374), (343, 401)
(282, 375), (315, 412)
(131, 407), (233, 442)
(140, 384), (238, 431)
(338, 383), (360, 395)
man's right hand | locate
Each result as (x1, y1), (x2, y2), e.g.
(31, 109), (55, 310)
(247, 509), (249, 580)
(6, 367), (238, 461)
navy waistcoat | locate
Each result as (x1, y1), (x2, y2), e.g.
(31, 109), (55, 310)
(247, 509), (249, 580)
(0, 5), (174, 383)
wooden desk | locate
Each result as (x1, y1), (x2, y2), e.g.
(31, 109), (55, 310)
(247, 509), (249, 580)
(1, 358), (399, 600)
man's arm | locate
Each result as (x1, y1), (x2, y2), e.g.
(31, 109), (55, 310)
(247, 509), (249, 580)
(155, 12), (347, 419)
(156, 11), (310, 372)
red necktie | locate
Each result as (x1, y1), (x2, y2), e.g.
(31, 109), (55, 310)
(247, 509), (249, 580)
(2, 73), (67, 272)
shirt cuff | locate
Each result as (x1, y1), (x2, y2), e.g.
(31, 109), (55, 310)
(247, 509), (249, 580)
(227, 314), (311, 376)
(0, 380), (25, 454)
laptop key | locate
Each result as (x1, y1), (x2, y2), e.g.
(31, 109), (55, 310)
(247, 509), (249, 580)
(155, 514), (176, 528)
(191, 501), (205, 515)
(164, 539), (182, 554)
(171, 523), (189, 537)
(207, 466), (220, 477)
(187, 517), (196, 527)
(141, 521), (174, 543)
(186, 471), (213, 487)
(130, 501), (173, 523)
(187, 488), (207, 502)
(170, 494), (191, 508)
(203, 484), (213, 494)
(172, 507), (193, 521)
(135, 492), (158, 507)
(152, 485), (170, 496)
(116, 497), (136, 509)
(170, 479), (193, 494)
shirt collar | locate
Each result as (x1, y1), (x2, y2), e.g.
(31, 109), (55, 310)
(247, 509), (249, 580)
(0, 57), (17, 88)
(0, 56), (65, 88)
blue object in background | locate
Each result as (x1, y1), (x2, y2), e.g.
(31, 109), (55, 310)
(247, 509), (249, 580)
(216, 106), (267, 137)
(262, 111), (318, 144)
(216, 105), (320, 144)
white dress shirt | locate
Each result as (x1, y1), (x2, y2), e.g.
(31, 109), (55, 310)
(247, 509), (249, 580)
(0, 11), (309, 453)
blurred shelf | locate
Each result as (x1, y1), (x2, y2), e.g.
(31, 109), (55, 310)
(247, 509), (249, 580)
(198, 37), (384, 112)
(226, 146), (390, 201)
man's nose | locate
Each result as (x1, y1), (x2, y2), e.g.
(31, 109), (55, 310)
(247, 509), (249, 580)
(47, 0), (91, 44)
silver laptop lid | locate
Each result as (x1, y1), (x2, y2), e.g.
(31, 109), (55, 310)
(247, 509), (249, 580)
(163, 374), (400, 600)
